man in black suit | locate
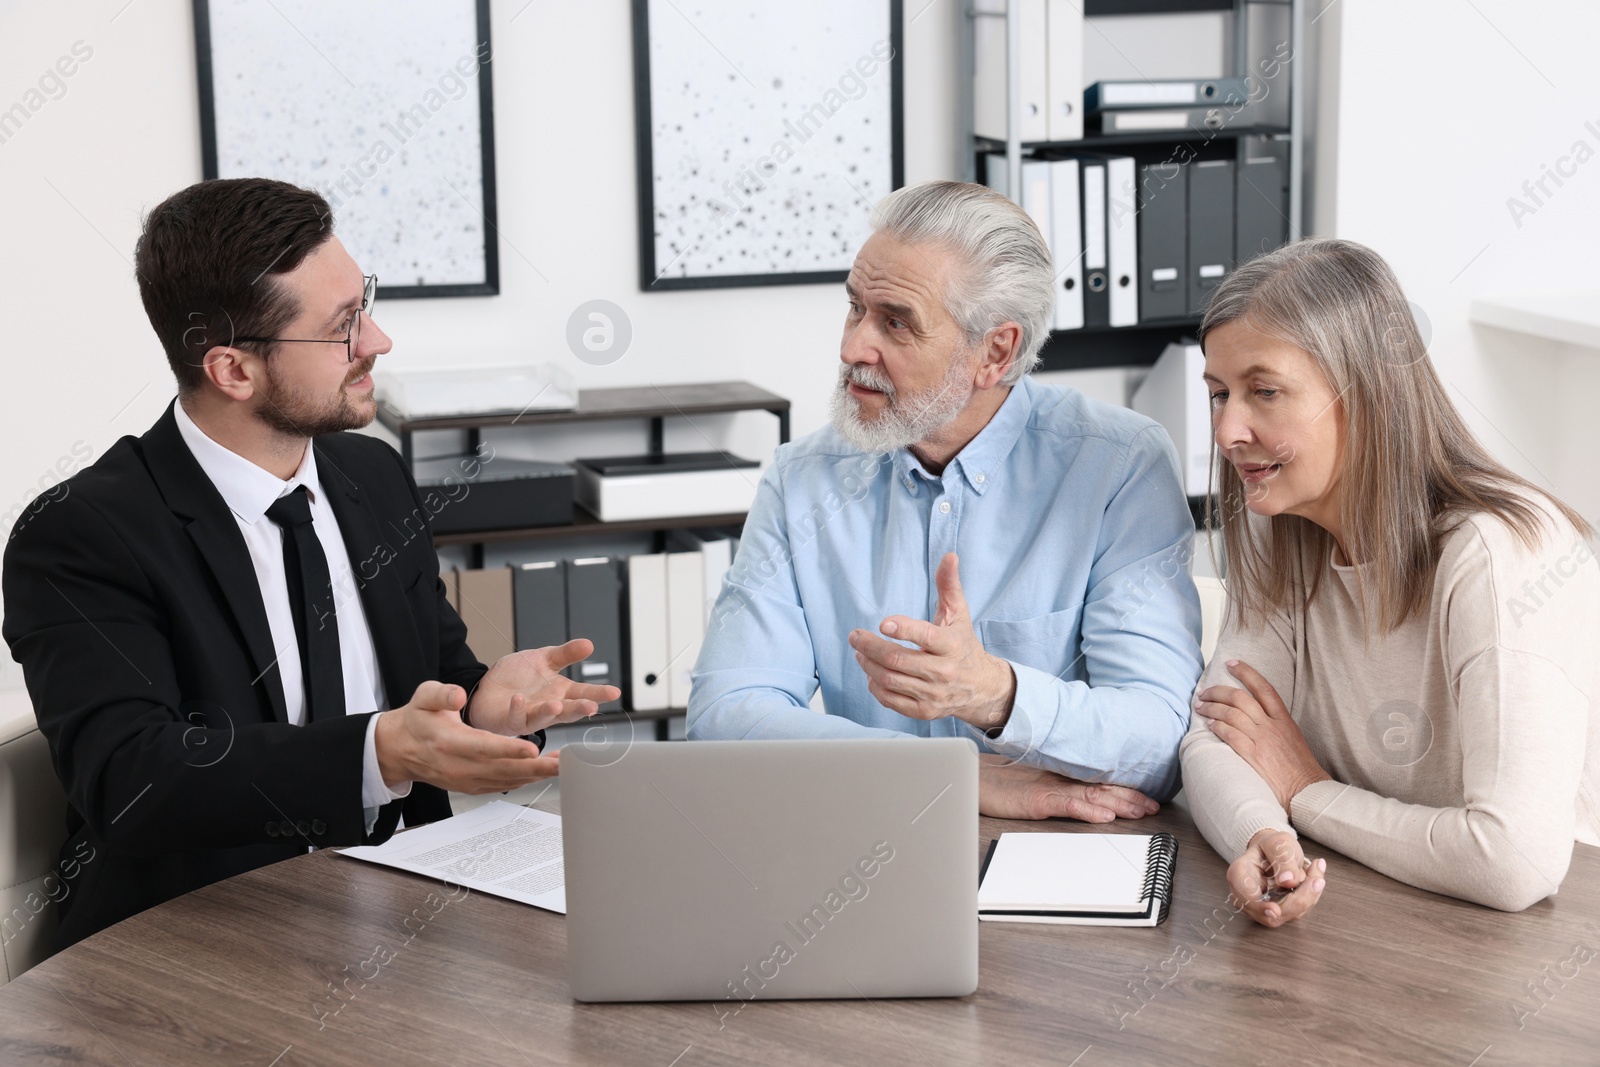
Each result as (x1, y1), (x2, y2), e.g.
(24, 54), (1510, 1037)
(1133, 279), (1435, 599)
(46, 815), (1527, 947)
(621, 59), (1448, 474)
(2, 177), (617, 948)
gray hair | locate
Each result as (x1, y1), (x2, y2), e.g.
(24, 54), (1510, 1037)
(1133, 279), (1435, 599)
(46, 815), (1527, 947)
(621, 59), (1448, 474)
(869, 180), (1055, 385)
(1199, 236), (1591, 636)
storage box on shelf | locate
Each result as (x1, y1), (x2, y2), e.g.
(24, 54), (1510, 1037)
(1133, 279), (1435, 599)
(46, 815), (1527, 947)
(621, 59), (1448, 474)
(375, 380), (790, 740)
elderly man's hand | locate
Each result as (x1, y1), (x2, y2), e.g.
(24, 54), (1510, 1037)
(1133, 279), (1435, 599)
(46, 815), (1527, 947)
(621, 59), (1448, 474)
(849, 552), (1016, 733)
(978, 755), (1161, 821)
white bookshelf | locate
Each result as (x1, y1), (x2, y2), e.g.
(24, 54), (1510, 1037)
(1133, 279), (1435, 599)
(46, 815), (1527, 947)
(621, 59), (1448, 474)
(1469, 290), (1600, 351)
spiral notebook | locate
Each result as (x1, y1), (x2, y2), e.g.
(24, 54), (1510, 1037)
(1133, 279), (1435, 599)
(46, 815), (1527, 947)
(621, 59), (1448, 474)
(977, 832), (1178, 926)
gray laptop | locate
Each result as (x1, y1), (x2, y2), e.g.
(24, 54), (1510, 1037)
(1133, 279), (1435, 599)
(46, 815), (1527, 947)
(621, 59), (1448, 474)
(560, 738), (979, 1003)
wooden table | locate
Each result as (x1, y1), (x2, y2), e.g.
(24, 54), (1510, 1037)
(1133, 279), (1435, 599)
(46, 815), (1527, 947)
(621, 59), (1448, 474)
(2, 800), (1596, 1066)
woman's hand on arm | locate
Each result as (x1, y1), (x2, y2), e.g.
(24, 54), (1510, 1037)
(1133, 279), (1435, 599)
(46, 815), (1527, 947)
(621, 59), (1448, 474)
(1194, 659), (1333, 810)
(1227, 828), (1328, 928)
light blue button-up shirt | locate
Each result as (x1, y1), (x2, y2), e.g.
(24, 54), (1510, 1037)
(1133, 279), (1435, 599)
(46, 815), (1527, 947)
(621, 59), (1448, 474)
(686, 375), (1203, 799)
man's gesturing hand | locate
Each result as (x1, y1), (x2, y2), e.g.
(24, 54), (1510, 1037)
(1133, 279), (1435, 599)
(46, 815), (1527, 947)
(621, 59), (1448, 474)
(849, 553), (1016, 732)
(978, 755), (1161, 822)
(466, 639), (622, 737)
(376, 681), (561, 795)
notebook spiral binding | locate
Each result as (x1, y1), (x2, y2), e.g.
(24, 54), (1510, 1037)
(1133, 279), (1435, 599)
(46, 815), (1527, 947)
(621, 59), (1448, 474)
(1141, 832), (1180, 926)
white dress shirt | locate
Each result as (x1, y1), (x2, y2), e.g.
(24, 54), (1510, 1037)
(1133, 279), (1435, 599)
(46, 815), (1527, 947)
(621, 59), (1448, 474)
(174, 402), (411, 816)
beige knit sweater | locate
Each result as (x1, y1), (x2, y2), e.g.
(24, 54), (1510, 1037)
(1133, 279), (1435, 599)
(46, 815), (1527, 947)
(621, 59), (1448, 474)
(1180, 500), (1600, 911)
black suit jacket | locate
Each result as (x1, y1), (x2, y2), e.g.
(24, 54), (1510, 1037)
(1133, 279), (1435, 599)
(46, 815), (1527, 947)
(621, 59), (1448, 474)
(3, 401), (511, 949)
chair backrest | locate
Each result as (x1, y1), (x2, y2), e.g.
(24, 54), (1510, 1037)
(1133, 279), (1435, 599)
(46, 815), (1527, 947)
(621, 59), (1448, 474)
(0, 689), (67, 984)
(1193, 575), (1227, 666)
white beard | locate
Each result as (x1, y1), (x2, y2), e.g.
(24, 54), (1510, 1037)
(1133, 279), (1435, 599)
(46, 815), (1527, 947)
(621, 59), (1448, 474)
(827, 351), (975, 454)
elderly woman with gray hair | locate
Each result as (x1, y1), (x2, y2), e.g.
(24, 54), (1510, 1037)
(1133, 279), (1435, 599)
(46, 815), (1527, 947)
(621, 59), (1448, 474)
(1181, 237), (1600, 924)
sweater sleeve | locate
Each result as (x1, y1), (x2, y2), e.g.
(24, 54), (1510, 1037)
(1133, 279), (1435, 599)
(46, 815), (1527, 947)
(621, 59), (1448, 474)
(1179, 583), (1303, 863)
(1288, 519), (1597, 911)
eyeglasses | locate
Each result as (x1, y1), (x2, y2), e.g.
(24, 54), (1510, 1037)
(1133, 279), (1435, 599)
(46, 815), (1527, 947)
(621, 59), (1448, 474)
(234, 274), (377, 364)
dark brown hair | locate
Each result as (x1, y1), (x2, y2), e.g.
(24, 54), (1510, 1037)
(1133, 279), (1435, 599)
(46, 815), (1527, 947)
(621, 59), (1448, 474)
(1201, 237), (1592, 636)
(134, 178), (333, 394)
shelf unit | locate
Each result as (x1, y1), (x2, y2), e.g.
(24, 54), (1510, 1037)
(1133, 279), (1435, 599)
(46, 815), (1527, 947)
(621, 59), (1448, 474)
(375, 380), (791, 740)
(378, 381), (791, 469)
(958, 0), (1305, 373)
(1469, 291), (1600, 351)
(376, 380), (789, 562)
(431, 510), (754, 548)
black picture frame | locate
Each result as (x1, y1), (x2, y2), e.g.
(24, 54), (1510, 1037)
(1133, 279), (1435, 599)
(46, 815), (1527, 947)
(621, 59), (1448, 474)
(631, 0), (904, 292)
(192, 0), (500, 300)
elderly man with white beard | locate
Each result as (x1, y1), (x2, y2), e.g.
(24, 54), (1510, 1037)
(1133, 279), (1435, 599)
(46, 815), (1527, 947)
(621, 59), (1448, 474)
(685, 180), (1202, 821)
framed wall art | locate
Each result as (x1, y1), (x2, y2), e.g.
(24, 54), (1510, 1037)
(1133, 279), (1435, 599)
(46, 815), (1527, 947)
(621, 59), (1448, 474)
(632, 0), (904, 291)
(194, 0), (499, 298)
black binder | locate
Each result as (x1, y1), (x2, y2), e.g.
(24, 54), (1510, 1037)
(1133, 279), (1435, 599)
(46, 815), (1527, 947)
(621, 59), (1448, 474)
(1081, 158), (1111, 328)
(564, 557), (623, 712)
(1138, 162), (1188, 321)
(1187, 159), (1235, 316)
(513, 561), (568, 652)
(1235, 155), (1290, 267)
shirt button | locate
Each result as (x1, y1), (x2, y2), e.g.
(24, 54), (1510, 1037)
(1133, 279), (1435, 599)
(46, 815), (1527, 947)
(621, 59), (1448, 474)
(311, 819), (328, 835)
(265, 822), (279, 837)
(903, 477), (915, 491)
(938, 501), (951, 514)
(975, 473), (986, 484)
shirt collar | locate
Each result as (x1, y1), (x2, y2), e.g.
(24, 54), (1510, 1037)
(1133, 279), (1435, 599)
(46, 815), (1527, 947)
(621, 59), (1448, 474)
(172, 399), (322, 525)
(892, 377), (1034, 496)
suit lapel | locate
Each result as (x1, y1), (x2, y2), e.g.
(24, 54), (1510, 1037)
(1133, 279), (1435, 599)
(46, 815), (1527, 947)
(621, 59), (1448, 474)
(315, 440), (426, 711)
(139, 402), (291, 724)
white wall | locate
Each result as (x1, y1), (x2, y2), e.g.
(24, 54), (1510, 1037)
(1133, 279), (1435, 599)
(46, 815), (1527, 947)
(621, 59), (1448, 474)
(1324, 0), (1600, 521)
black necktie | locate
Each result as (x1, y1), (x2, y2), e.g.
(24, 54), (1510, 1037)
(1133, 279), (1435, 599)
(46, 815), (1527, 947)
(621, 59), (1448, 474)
(265, 486), (345, 725)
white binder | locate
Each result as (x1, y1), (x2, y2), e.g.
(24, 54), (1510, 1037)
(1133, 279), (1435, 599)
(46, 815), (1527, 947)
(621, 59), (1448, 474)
(1045, 0), (1084, 142)
(1105, 155), (1139, 327)
(626, 554), (669, 711)
(987, 153), (1079, 332)
(973, 0), (1048, 143)
(1082, 161), (1106, 272)
(667, 529), (733, 624)
(1048, 158), (1083, 330)
(1021, 157), (1052, 239)
(700, 537), (731, 613)
(1003, 157), (1053, 293)
(1131, 341), (1212, 498)
(983, 151), (1008, 196)
(665, 552), (705, 710)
